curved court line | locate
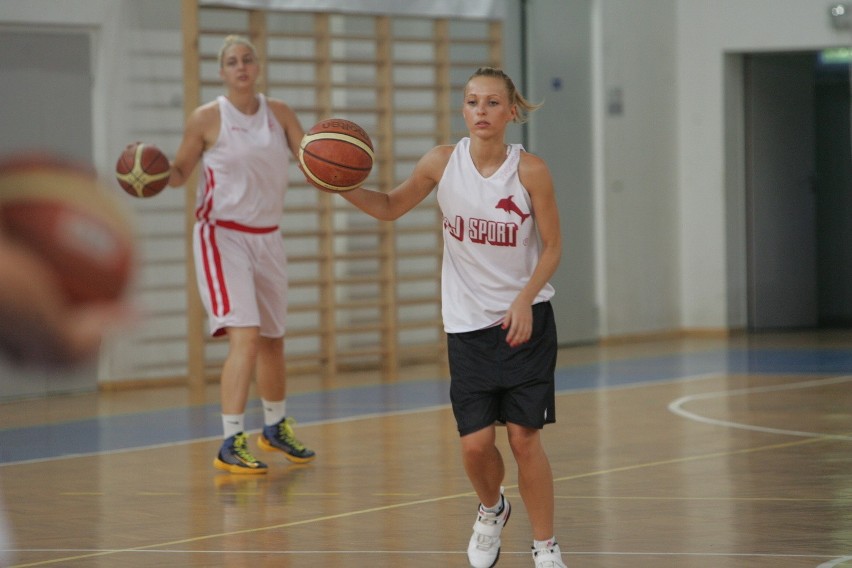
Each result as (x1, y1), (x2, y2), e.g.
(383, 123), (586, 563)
(818, 557), (852, 567)
(668, 375), (852, 441)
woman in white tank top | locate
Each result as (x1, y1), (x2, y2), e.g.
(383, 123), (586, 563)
(167, 35), (315, 475)
(339, 68), (566, 568)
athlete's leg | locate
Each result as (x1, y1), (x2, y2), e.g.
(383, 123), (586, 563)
(255, 335), (285, 402)
(506, 422), (554, 541)
(220, 326), (261, 415)
(461, 424), (504, 507)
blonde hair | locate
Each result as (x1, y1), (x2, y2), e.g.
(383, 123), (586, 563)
(466, 67), (542, 124)
(218, 35), (258, 68)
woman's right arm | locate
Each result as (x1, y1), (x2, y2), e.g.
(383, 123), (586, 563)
(168, 104), (215, 187)
(339, 145), (452, 221)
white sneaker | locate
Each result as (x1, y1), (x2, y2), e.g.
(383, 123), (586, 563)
(467, 489), (511, 568)
(532, 542), (567, 568)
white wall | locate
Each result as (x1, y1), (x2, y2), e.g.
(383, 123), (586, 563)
(676, 0), (851, 329)
(589, 0), (851, 335)
(0, 0), (139, 173)
(594, 0), (679, 336)
(2, 0), (522, 386)
(4, 0), (851, 388)
(0, 0), (189, 386)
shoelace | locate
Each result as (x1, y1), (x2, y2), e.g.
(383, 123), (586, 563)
(233, 433), (259, 463)
(278, 418), (307, 451)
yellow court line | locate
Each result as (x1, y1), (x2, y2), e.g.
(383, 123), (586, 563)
(9, 492), (477, 567)
(12, 433), (846, 567)
(16, 376), (849, 566)
(552, 434), (844, 484)
(555, 495), (852, 503)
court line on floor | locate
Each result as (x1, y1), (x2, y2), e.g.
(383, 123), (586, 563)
(6, 491), (480, 566)
(818, 556), (852, 567)
(0, 373), (722, 468)
(0, 403), (452, 468)
(551, 433), (841, 485)
(667, 375), (852, 440)
(667, 375), (852, 568)
(5, 548), (839, 560)
(7, 371), (848, 566)
(6, 432), (841, 567)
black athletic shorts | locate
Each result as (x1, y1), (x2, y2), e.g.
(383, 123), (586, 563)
(448, 301), (557, 436)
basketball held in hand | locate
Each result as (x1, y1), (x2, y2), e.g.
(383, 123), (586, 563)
(115, 142), (170, 198)
(299, 118), (374, 193)
(0, 154), (135, 305)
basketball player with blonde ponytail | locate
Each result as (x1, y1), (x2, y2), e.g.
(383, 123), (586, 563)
(340, 67), (567, 568)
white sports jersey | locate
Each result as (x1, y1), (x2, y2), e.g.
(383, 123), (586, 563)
(436, 137), (555, 333)
(192, 94), (290, 337)
(196, 94), (289, 228)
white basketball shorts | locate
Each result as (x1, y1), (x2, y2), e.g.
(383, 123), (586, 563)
(193, 221), (287, 338)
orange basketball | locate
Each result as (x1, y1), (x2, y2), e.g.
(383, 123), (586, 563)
(0, 154), (135, 305)
(115, 142), (170, 198)
(299, 118), (374, 192)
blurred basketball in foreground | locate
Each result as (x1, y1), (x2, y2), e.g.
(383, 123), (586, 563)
(299, 118), (374, 192)
(0, 154), (135, 304)
(115, 142), (170, 198)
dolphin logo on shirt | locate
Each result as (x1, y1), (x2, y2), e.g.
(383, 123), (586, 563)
(495, 195), (530, 223)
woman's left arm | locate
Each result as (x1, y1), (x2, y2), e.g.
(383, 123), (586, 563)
(502, 152), (563, 347)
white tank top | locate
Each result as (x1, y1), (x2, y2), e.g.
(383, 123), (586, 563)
(436, 137), (555, 333)
(195, 94), (289, 228)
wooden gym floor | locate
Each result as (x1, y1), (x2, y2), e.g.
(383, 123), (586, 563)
(0, 330), (851, 567)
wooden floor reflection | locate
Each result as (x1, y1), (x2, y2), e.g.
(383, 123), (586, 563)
(1, 331), (852, 567)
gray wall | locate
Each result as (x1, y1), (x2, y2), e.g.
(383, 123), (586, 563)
(525, 0), (597, 344)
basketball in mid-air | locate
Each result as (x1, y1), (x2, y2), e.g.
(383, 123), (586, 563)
(299, 118), (374, 192)
(115, 142), (171, 198)
(0, 154), (135, 305)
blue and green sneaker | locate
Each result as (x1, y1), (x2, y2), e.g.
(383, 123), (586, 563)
(258, 417), (316, 463)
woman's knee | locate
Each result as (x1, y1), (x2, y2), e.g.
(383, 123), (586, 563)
(507, 424), (542, 461)
(460, 426), (496, 459)
(227, 327), (261, 358)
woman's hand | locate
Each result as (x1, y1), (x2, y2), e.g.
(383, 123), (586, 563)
(501, 299), (533, 347)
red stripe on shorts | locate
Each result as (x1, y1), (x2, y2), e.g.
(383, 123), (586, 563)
(214, 220), (278, 233)
(196, 166), (215, 221)
(200, 224), (230, 317)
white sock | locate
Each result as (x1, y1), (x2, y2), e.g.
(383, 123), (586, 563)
(533, 537), (556, 550)
(482, 493), (504, 514)
(262, 399), (286, 426)
(222, 414), (244, 439)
